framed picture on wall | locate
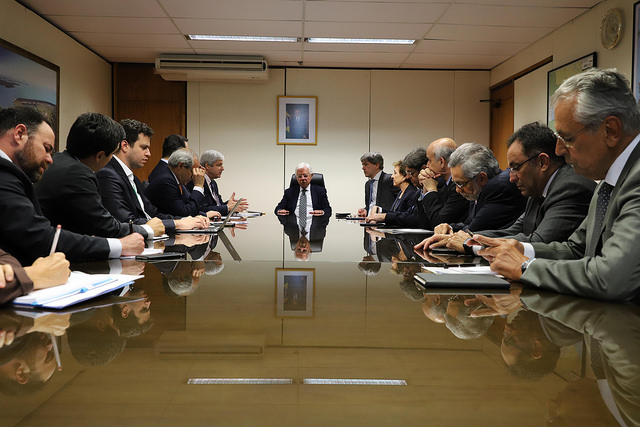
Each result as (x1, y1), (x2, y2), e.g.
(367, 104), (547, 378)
(277, 96), (317, 145)
(0, 38), (60, 150)
(633, 1), (640, 101)
(275, 268), (314, 317)
(547, 52), (596, 131)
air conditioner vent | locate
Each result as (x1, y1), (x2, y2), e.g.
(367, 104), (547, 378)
(155, 54), (269, 82)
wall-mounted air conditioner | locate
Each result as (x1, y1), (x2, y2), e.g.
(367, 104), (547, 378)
(155, 54), (269, 82)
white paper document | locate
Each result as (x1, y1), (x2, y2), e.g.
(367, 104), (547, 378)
(423, 265), (502, 277)
(13, 271), (144, 309)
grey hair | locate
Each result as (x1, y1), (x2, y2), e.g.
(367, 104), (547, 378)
(433, 144), (456, 163)
(448, 143), (500, 179)
(200, 150), (224, 166)
(205, 261), (224, 275)
(168, 149), (194, 168)
(295, 162), (313, 174)
(551, 68), (640, 135)
(360, 152), (384, 169)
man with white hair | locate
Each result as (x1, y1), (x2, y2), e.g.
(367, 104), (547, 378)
(199, 149), (248, 215)
(275, 162), (331, 216)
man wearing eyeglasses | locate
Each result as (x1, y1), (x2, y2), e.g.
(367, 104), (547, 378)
(427, 142), (526, 234)
(416, 122), (595, 254)
(366, 142), (468, 228)
(471, 69), (640, 301)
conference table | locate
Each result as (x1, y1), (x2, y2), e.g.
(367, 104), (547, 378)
(1, 215), (638, 426)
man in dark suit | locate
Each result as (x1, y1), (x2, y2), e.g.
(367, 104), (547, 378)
(278, 213), (330, 260)
(366, 143), (469, 229)
(275, 162), (331, 216)
(417, 123), (596, 253)
(417, 138), (470, 228)
(356, 152), (398, 216)
(365, 148), (426, 227)
(474, 69), (640, 301)
(35, 113), (164, 240)
(432, 142), (526, 233)
(0, 108), (144, 265)
(96, 119), (209, 233)
(199, 149), (248, 215)
(147, 134), (187, 183)
(145, 149), (221, 219)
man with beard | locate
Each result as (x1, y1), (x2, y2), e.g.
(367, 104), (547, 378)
(0, 107), (143, 265)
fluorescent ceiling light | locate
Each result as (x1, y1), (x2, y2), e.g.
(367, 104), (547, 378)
(303, 379), (407, 385)
(188, 378), (293, 385)
(187, 35), (300, 42)
(306, 38), (415, 45)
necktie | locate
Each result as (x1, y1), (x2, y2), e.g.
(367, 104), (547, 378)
(210, 182), (222, 205)
(588, 182), (613, 256)
(131, 179), (151, 220)
(299, 189), (307, 231)
(369, 179), (375, 210)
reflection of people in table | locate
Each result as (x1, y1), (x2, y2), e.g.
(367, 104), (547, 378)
(286, 104), (309, 139)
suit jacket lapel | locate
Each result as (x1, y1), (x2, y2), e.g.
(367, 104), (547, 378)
(111, 159), (145, 215)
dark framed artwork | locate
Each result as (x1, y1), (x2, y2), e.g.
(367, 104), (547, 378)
(275, 268), (314, 317)
(547, 52), (596, 131)
(277, 96), (317, 145)
(0, 38), (60, 149)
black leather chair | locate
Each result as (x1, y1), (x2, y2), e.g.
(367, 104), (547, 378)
(289, 172), (325, 188)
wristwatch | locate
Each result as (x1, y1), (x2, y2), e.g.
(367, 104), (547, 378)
(521, 258), (535, 274)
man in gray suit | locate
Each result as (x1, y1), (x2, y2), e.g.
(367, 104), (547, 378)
(416, 122), (596, 253)
(473, 68), (640, 301)
(357, 152), (398, 216)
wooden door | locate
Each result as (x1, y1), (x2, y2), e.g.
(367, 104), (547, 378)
(489, 82), (514, 169)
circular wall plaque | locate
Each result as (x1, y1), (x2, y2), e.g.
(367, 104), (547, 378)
(600, 9), (623, 50)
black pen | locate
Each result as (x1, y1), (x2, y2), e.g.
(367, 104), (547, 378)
(129, 219), (134, 235)
(466, 230), (488, 249)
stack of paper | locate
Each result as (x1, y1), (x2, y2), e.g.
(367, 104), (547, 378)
(13, 271), (143, 309)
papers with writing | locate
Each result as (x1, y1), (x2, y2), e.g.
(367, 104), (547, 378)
(13, 271), (143, 309)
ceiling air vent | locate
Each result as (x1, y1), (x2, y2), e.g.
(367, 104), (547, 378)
(155, 54), (268, 82)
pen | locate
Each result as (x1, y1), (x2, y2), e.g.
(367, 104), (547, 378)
(129, 219), (134, 235)
(50, 224), (61, 255)
(50, 333), (62, 371)
(466, 230), (488, 249)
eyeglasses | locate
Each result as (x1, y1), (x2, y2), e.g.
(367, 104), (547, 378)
(554, 125), (588, 148)
(507, 154), (539, 174)
(454, 175), (477, 189)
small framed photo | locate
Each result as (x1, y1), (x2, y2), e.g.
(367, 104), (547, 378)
(547, 52), (596, 131)
(275, 268), (314, 317)
(277, 96), (317, 145)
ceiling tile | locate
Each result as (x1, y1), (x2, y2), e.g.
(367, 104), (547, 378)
(47, 16), (178, 34)
(305, 1), (449, 23)
(159, 0), (303, 20)
(20, 0), (166, 17)
(427, 24), (552, 43)
(173, 18), (302, 37)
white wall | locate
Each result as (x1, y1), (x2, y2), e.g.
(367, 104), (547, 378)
(492, 0), (636, 127)
(188, 69), (489, 214)
(0, 1), (111, 147)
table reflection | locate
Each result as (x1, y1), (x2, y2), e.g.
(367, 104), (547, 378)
(0, 218), (637, 426)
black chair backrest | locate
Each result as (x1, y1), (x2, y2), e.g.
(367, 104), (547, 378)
(289, 172), (325, 188)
